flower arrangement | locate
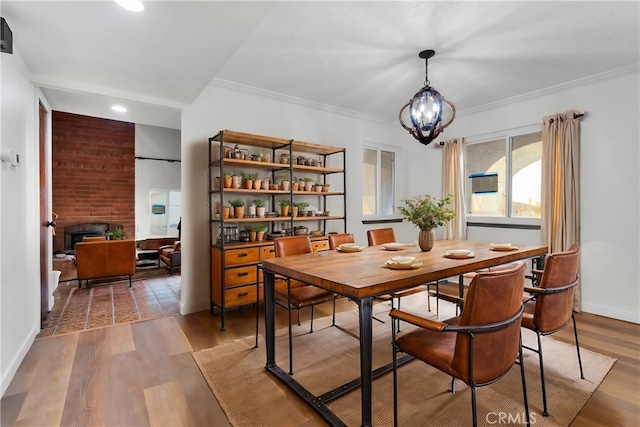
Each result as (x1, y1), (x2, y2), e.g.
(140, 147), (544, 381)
(397, 194), (455, 230)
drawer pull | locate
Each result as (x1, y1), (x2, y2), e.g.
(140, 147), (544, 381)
(238, 253), (248, 257)
(237, 272), (249, 277)
(238, 292), (248, 297)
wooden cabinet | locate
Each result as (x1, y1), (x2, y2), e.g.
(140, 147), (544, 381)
(208, 130), (346, 330)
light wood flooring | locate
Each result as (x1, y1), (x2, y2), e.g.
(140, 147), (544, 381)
(2, 278), (638, 426)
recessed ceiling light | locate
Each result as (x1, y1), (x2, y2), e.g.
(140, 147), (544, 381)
(115, 0), (144, 12)
(112, 105), (127, 113)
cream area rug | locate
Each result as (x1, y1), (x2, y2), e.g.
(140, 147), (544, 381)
(192, 308), (615, 426)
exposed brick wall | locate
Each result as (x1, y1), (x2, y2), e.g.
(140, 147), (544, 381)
(52, 112), (135, 252)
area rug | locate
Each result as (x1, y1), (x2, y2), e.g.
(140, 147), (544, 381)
(38, 275), (181, 337)
(192, 309), (616, 426)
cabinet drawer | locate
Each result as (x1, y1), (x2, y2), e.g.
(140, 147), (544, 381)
(225, 265), (258, 287)
(225, 284), (262, 308)
(312, 240), (329, 252)
(260, 245), (276, 260)
(225, 247), (260, 266)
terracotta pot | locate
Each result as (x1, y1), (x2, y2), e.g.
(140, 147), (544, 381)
(223, 176), (233, 188)
(292, 182), (299, 192)
(322, 185), (330, 192)
(257, 231), (266, 241)
(314, 185), (323, 192)
(249, 231), (257, 242)
(223, 206), (230, 219)
(253, 180), (262, 190)
(234, 206), (245, 219)
(280, 205), (290, 217)
(243, 180), (253, 189)
(418, 229), (435, 252)
(281, 180), (290, 192)
(292, 206), (299, 218)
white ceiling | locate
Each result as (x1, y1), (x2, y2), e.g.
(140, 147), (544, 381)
(3, 1), (639, 130)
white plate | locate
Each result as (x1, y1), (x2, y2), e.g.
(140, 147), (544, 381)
(445, 251), (475, 259)
(337, 245), (365, 253)
(491, 242), (518, 251)
(382, 242), (417, 251)
(385, 260), (423, 270)
(390, 256), (416, 265)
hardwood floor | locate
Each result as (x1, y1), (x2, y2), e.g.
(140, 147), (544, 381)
(2, 286), (638, 426)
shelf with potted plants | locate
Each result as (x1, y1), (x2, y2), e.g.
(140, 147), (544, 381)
(208, 129), (346, 330)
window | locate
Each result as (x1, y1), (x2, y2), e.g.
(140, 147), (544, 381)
(149, 190), (182, 236)
(465, 130), (542, 220)
(363, 146), (396, 216)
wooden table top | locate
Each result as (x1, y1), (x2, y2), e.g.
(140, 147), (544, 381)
(261, 240), (547, 299)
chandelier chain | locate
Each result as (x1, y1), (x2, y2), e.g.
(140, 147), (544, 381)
(424, 57), (430, 87)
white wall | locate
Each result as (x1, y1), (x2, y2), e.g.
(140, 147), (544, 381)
(1, 49), (42, 395)
(135, 124), (181, 240)
(447, 67), (640, 323)
(181, 83), (425, 314)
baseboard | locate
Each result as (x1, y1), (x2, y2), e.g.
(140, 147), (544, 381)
(1, 323), (38, 397)
(581, 302), (640, 324)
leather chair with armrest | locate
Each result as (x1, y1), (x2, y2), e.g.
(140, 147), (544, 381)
(522, 243), (583, 417)
(366, 228), (431, 331)
(158, 241), (181, 274)
(389, 261), (530, 427)
(274, 235), (337, 374)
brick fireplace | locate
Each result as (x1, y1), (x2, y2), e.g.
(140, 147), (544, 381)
(52, 111), (135, 253)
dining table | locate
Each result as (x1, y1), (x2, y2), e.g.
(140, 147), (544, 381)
(260, 239), (547, 426)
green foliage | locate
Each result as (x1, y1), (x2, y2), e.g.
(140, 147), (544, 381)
(279, 199), (291, 207)
(255, 224), (268, 232)
(294, 201), (309, 209)
(242, 171), (256, 180)
(397, 194), (455, 230)
(106, 228), (124, 239)
(253, 199), (266, 207)
(229, 198), (245, 207)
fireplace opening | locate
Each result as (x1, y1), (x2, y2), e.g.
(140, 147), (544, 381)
(64, 223), (121, 254)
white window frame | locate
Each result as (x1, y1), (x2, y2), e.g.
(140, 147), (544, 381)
(362, 143), (402, 221)
(464, 124), (542, 227)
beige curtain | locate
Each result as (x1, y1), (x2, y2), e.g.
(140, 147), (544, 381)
(441, 138), (466, 240)
(541, 110), (582, 310)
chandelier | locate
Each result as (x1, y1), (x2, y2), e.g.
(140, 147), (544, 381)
(399, 50), (456, 145)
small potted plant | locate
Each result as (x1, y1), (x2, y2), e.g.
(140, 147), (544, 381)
(279, 199), (291, 217)
(244, 225), (258, 241)
(250, 153), (262, 162)
(229, 198), (245, 218)
(292, 177), (300, 192)
(322, 183), (331, 192)
(256, 224), (268, 241)
(222, 171), (233, 188)
(106, 228), (124, 240)
(278, 173), (291, 192)
(254, 199), (267, 217)
(231, 170), (242, 189)
(242, 172), (256, 189)
(397, 194), (455, 252)
(303, 177), (315, 192)
(294, 201), (309, 217)
(314, 181), (323, 192)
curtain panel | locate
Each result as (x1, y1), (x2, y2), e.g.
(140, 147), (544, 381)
(442, 138), (467, 240)
(541, 110), (582, 310)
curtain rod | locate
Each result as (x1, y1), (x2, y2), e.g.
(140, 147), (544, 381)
(135, 156), (181, 163)
(435, 111), (586, 146)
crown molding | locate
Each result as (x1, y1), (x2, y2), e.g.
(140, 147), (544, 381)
(210, 78), (390, 125)
(458, 64), (640, 117)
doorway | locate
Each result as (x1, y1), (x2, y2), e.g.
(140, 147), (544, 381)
(39, 101), (50, 322)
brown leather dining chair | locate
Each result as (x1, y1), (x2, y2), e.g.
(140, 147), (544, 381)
(389, 261), (530, 427)
(273, 235), (336, 374)
(328, 232), (355, 250)
(366, 228), (431, 331)
(522, 244), (583, 417)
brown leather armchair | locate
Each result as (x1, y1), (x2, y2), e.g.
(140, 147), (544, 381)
(158, 241), (181, 274)
(522, 244), (583, 417)
(389, 261), (530, 427)
(75, 239), (136, 288)
(274, 235), (336, 374)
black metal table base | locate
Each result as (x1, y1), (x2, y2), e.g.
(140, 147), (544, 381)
(265, 354), (414, 426)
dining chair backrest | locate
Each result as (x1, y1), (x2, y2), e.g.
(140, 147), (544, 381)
(274, 235), (313, 258)
(532, 244), (580, 333)
(452, 261), (526, 385)
(366, 228), (395, 246)
(328, 233), (355, 250)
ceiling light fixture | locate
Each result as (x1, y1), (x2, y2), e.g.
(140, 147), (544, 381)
(399, 49), (455, 146)
(112, 105), (127, 113)
(115, 0), (144, 12)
